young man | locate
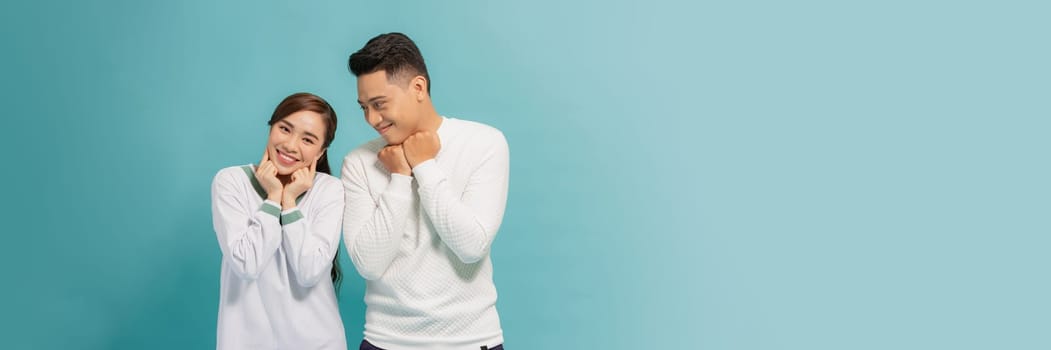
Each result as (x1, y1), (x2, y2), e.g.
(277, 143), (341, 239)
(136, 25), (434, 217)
(340, 33), (509, 350)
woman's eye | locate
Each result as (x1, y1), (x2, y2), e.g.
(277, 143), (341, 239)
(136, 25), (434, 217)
(304, 138), (315, 145)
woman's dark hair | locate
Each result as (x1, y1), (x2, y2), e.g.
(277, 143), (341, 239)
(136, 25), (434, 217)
(267, 92), (343, 292)
(348, 32), (430, 93)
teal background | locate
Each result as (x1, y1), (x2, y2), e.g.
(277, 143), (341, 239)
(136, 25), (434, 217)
(2, 0), (1048, 349)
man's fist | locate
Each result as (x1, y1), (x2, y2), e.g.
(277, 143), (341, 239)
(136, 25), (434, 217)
(378, 145), (411, 176)
(402, 131), (440, 168)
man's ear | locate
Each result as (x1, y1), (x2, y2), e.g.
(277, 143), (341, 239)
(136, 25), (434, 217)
(412, 75), (428, 101)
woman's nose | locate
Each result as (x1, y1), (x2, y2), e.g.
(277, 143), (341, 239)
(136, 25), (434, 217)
(279, 139), (297, 154)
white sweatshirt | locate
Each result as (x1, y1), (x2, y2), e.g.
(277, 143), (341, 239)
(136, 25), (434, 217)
(341, 117), (510, 350)
(211, 165), (347, 350)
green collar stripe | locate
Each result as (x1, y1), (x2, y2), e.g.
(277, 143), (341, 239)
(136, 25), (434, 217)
(239, 165), (306, 204)
(240, 166), (268, 200)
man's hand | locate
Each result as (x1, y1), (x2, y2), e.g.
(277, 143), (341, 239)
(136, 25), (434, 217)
(379, 144), (412, 176)
(402, 131), (440, 168)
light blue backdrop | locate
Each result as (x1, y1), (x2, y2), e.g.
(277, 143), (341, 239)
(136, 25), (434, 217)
(1, 0), (1048, 349)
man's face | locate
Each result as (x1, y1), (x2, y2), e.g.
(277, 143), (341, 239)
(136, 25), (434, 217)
(357, 70), (419, 145)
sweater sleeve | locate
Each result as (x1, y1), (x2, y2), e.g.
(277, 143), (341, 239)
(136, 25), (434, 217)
(279, 177), (345, 287)
(211, 169), (283, 281)
(413, 132), (510, 264)
(341, 151), (416, 280)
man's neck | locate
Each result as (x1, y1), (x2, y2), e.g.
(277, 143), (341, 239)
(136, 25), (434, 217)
(415, 108), (443, 133)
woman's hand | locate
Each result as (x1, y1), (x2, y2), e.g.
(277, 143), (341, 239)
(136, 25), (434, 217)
(255, 148), (283, 203)
(282, 157), (317, 209)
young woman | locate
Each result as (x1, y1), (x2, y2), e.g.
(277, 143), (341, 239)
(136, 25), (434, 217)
(211, 92), (347, 350)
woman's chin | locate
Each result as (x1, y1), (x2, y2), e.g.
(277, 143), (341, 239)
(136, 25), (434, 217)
(275, 166), (300, 176)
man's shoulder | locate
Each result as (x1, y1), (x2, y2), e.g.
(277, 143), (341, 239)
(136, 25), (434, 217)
(447, 117), (506, 144)
(339, 138), (385, 179)
(343, 137), (386, 161)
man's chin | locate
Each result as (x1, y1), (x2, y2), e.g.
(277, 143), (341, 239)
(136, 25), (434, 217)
(383, 135), (406, 145)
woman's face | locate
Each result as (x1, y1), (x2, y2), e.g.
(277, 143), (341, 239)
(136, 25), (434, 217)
(267, 110), (327, 175)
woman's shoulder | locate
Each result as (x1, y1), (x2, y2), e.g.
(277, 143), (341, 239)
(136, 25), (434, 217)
(313, 172), (342, 190)
(213, 164), (254, 185)
(308, 172), (344, 203)
(314, 171), (339, 183)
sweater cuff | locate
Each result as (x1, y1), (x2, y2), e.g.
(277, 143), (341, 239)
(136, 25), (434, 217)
(281, 208), (304, 225)
(411, 159), (444, 188)
(260, 201), (281, 219)
(385, 173), (415, 198)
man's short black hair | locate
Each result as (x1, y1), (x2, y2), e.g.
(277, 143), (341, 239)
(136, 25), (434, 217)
(348, 32), (430, 93)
